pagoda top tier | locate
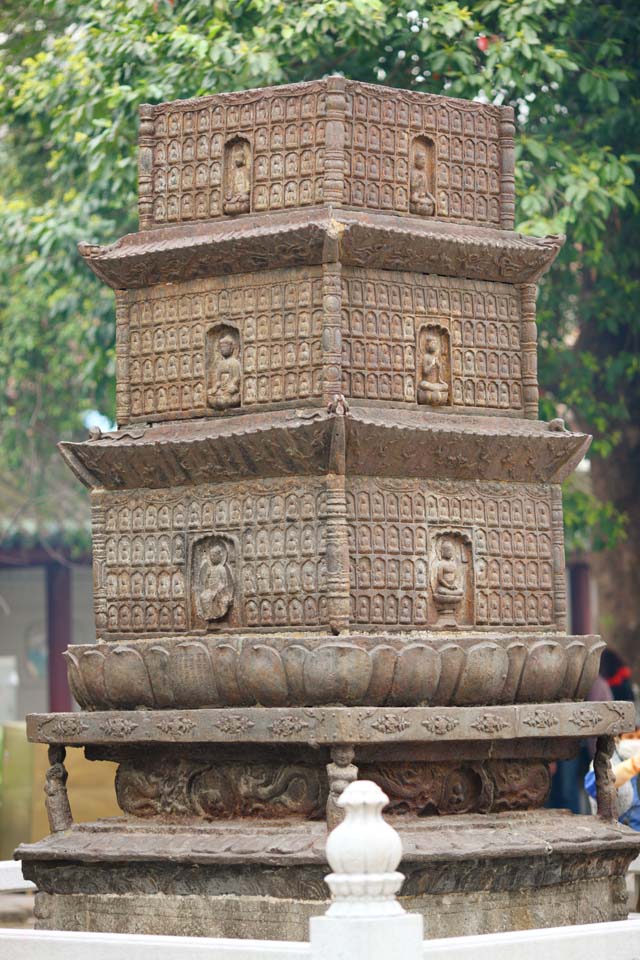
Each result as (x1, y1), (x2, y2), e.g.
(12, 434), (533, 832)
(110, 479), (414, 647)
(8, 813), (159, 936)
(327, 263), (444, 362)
(137, 77), (515, 232)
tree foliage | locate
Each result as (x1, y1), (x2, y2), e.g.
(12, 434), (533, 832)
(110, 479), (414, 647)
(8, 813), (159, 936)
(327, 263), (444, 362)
(1, 0), (638, 552)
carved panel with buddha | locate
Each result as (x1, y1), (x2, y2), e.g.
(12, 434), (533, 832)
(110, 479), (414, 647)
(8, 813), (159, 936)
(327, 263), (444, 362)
(346, 478), (563, 631)
(91, 474), (564, 639)
(117, 266), (325, 424)
(340, 268), (525, 414)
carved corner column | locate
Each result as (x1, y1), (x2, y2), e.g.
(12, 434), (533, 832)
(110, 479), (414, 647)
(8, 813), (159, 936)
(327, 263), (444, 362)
(499, 105), (516, 231)
(90, 492), (108, 637)
(594, 735), (617, 820)
(326, 745), (357, 830)
(138, 104), (155, 230)
(519, 283), (539, 419)
(114, 290), (130, 426)
(323, 76), (346, 206)
(325, 398), (351, 635)
(321, 250), (344, 406)
(44, 745), (73, 833)
(550, 484), (568, 631)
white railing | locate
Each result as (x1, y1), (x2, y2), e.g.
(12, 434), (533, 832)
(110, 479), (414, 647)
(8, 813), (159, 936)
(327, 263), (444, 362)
(628, 853), (640, 912)
(0, 859), (35, 893)
(2, 781), (640, 960)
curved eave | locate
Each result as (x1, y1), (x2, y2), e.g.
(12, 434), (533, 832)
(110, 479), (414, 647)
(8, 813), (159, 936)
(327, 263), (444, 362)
(58, 409), (589, 491)
(346, 408), (590, 484)
(78, 207), (564, 290)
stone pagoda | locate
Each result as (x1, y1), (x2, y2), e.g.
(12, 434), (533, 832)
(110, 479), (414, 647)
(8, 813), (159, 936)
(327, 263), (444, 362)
(17, 78), (640, 940)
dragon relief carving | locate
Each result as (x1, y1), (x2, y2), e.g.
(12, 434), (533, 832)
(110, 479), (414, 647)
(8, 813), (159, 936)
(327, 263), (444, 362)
(361, 759), (551, 816)
(113, 753), (551, 823)
(115, 756), (326, 820)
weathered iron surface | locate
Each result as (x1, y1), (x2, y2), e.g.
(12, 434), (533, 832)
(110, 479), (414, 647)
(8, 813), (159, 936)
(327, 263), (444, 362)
(27, 701), (634, 746)
(78, 211), (563, 291)
(59, 412), (589, 487)
(134, 78), (516, 230)
(17, 809), (639, 874)
(62, 634), (604, 709)
(20, 76), (640, 939)
(111, 755), (550, 819)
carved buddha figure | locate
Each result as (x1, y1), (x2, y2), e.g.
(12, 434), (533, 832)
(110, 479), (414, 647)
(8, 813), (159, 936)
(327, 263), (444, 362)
(417, 334), (449, 406)
(434, 540), (463, 597)
(195, 539), (234, 625)
(207, 333), (241, 410)
(432, 538), (465, 628)
(410, 143), (436, 217)
(223, 139), (251, 215)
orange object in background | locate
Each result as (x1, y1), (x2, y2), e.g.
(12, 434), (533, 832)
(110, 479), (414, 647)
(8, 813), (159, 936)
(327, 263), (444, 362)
(0, 723), (119, 858)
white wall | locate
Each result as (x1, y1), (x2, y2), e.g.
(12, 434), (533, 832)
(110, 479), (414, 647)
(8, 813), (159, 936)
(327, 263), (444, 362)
(0, 564), (95, 719)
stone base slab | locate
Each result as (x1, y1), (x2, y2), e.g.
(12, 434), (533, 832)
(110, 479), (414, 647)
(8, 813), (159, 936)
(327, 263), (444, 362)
(32, 875), (628, 941)
(19, 809), (640, 940)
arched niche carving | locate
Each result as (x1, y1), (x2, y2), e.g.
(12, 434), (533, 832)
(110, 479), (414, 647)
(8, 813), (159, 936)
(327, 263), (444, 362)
(430, 530), (474, 628)
(417, 324), (451, 406)
(206, 323), (241, 411)
(409, 135), (436, 216)
(223, 136), (251, 215)
(190, 534), (237, 630)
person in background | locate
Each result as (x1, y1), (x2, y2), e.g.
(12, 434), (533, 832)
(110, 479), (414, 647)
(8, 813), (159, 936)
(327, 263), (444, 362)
(547, 672), (612, 813)
(584, 731), (640, 831)
(600, 647), (635, 702)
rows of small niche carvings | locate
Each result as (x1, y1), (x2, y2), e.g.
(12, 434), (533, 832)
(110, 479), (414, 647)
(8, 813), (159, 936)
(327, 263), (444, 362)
(94, 478), (557, 633)
(346, 483), (556, 628)
(124, 273), (324, 418)
(148, 84), (504, 226)
(97, 485), (328, 633)
(123, 284), (524, 418)
(340, 273), (523, 409)
(150, 87), (326, 224)
(343, 85), (502, 221)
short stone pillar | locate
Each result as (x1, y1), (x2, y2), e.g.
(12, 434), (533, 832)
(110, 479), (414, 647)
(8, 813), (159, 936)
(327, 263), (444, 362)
(310, 780), (423, 959)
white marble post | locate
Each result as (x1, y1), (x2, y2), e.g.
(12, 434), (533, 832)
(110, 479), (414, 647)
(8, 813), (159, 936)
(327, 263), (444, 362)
(310, 779), (424, 960)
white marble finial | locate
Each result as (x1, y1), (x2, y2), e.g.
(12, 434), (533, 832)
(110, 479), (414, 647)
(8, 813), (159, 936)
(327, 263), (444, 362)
(324, 779), (405, 917)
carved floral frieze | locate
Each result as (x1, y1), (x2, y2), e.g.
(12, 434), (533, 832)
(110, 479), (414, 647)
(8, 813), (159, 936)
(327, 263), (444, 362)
(421, 715), (460, 735)
(470, 714), (510, 735)
(29, 701), (635, 747)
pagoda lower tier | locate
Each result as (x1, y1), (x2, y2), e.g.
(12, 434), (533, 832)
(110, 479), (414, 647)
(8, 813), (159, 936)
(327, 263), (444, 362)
(18, 701), (640, 940)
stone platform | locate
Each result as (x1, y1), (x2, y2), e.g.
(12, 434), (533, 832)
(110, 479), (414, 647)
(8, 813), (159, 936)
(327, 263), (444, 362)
(18, 811), (640, 940)
(18, 700), (640, 939)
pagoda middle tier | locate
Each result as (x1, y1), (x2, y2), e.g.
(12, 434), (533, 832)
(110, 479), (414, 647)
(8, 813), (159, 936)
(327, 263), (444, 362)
(81, 216), (560, 426)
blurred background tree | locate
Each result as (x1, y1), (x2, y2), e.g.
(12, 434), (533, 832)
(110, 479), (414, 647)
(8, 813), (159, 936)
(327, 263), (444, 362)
(1, 0), (638, 667)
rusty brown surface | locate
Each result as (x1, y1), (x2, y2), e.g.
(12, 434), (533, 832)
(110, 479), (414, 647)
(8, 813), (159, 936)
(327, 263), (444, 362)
(20, 77), (640, 937)
(27, 702), (634, 746)
(60, 634), (604, 709)
(133, 78), (514, 230)
(79, 210), (562, 291)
